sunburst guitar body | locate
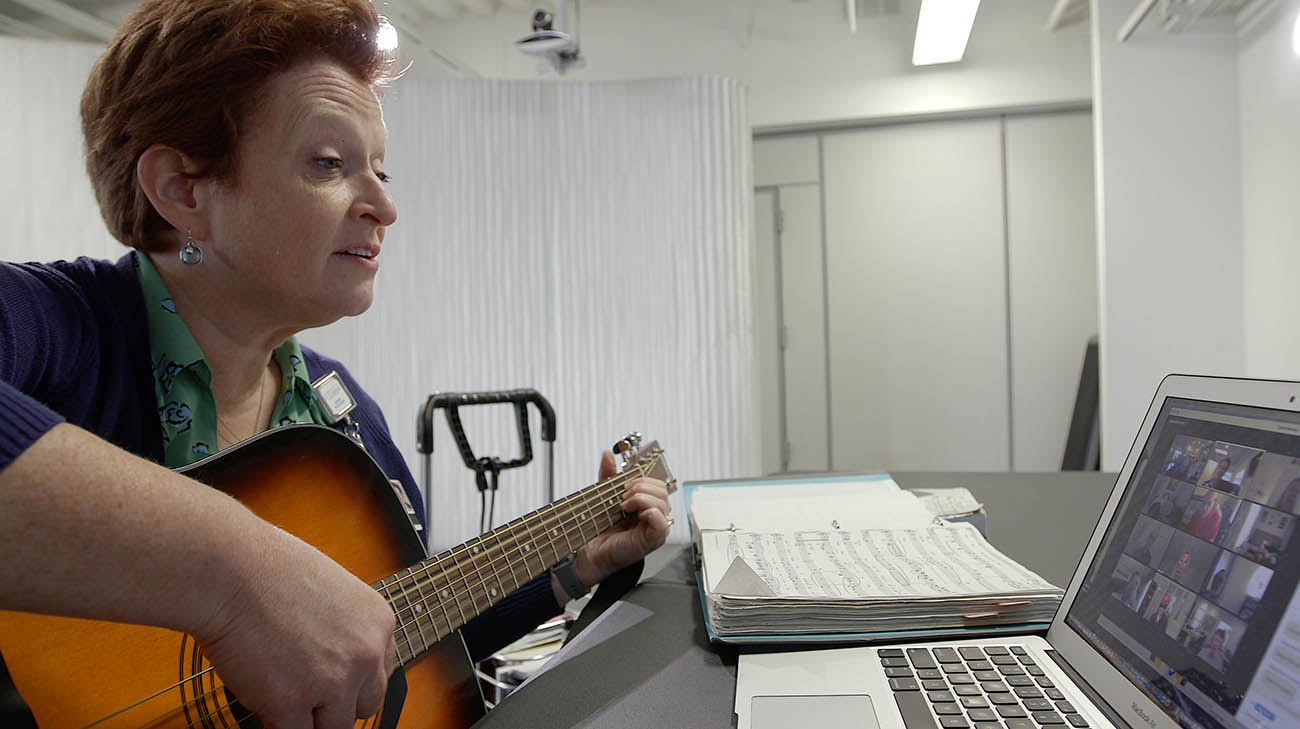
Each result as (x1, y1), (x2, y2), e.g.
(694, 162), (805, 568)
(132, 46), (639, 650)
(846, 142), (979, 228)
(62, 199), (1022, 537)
(0, 424), (675, 729)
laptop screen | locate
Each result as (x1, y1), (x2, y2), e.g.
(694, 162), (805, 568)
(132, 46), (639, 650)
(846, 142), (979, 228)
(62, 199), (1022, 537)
(1065, 396), (1300, 729)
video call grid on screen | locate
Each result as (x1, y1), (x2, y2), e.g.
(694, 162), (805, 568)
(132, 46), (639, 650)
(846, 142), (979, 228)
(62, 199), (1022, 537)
(1066, 397), (1300, 729)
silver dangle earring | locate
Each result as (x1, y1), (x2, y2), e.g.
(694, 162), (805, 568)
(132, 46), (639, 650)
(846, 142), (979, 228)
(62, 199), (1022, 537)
(179, 230), (203, 265)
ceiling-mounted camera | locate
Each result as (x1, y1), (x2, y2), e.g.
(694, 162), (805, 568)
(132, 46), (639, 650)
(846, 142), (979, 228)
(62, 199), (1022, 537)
(515, 0), (584, 74)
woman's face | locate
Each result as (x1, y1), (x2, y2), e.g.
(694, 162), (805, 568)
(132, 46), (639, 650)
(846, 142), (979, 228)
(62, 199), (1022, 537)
(200, 58), (397, 330)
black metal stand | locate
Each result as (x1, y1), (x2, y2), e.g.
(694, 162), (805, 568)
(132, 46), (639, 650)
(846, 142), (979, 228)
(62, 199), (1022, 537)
(416, 389), (557, 544)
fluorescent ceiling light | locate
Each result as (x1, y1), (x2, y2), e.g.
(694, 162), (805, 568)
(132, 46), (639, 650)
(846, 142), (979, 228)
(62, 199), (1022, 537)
(912, 0), (981, 66)
(1293, 10), (1300, 58)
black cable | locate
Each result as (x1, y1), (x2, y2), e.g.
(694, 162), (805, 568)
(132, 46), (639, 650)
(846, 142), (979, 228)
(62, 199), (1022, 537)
(488, 469), (499, 530)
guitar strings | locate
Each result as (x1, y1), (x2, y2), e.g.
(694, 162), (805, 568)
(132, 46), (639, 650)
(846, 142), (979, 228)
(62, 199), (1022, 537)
(382, 475), (642, 660)
(387, 503), (618, 652)
(78, 667), (219, 728)
(383, 465), (647, 642)
(110, 679), (238, 729)
(383, 472), (634, 653)
(385, 466), (639, 619)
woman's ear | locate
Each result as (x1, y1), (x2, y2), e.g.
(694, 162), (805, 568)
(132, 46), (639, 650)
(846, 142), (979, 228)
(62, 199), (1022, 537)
(136, 144), (208, 241)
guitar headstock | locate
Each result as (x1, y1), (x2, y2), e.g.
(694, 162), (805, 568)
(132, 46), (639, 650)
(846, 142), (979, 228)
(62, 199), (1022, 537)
(613, 433), (677, 493)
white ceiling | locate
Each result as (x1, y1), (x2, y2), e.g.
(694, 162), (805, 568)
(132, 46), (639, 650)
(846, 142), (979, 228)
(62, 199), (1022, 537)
(0, 0), (1264, 79)
(0, 0), (1073, 55)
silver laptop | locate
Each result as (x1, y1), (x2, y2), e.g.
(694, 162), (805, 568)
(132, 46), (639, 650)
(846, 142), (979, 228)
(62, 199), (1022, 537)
(736, 374), (1300, 729)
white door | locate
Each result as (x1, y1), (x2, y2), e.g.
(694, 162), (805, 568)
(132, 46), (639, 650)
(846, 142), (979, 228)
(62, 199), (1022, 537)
(754, 188), (784, 476)
(754, 184), (831, 474)
(776, 185), (830, 472)
(823, 118), (1011, 471)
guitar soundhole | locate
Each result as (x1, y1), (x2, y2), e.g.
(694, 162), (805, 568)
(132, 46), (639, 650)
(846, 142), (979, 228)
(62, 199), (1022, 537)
(179, 635), (254, 729)
(179, 636), (383, 729)
(223, 687), (264, 729)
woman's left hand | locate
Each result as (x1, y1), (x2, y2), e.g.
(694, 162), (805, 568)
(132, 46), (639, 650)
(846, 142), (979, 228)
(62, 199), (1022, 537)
(571, 451), (671, 589)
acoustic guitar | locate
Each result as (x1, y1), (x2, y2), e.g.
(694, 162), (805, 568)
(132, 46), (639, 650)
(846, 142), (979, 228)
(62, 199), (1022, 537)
(0, 424), (675, 729)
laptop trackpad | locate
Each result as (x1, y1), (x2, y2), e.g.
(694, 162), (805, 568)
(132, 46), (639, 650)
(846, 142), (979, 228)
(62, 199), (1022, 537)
(751, 694), (878, 729)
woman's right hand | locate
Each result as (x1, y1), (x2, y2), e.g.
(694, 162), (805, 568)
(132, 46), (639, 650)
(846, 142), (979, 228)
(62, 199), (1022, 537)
(194, 527), (398, 728)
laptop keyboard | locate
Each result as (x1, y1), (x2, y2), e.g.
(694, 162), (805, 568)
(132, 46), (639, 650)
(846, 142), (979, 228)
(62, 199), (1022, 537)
(882, 645), (1090, 729)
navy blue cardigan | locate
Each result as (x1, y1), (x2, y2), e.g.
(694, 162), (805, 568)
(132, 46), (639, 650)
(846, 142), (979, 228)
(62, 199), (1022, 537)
(0, 253), (557, 661)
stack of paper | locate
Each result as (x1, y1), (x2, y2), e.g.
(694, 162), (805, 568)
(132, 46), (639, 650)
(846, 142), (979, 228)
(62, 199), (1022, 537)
(687, 476), (1063, 643)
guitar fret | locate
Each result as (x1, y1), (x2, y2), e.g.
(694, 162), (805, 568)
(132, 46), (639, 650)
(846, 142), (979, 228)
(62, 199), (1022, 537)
(399, 569), (432, 653)
(408, 565), (444, 643)
(578, 488), (597, 541)
(380, 577), (417, 665)
(445, 548), (478, 625)
(487, 529), (518, 594)
(558, 501), (577, 553)
(522, 510), (549, 568)
(428, 555), (462, 634)
(510, 517), (537, 587)
(536, 509), (558, 565)
(465, 538), (495, 607)
(548, 507), (567, 564)
(516, 516), (542, 574)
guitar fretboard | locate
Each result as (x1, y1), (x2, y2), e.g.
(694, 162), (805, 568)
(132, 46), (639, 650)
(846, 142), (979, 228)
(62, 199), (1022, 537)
(373, 462), (654, 667)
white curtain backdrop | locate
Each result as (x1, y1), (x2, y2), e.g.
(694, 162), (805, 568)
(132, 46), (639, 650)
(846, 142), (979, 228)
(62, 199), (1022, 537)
(304, 77), (757, 551)
(1, 37), (117, 263)
(2, 33), (758, 553)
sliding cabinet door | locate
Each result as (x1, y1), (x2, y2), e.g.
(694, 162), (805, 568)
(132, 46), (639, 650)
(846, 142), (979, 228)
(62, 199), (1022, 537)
(824, 119), (1010, 471)
(1005, 112), (1098, 470)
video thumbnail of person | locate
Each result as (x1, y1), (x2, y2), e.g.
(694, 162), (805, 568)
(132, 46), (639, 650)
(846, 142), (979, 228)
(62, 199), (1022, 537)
(1143, 475), (1196, 526)
(1200, 550), (1273, 620)
(1179, 487), (1246, 545)
(1221, 501), (1295, 569)
(1138, 573), (1198, 640)
(1162, 436), (1215, 483)
(1125, 515), (1174, 568)
(1195, 443), (1264, 496)
(1158, 531), (1219, 591)
(1176, 599), (1249, 674)
(1240, 452), (1300, 515)
(1110, 554), (1157, 614)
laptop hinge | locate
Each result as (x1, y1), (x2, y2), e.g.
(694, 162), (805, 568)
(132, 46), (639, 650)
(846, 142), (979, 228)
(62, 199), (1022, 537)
(1045, 649), (1133, 729)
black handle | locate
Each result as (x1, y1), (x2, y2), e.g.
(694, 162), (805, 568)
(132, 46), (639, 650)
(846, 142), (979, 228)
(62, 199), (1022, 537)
(415, 389), (556, 477)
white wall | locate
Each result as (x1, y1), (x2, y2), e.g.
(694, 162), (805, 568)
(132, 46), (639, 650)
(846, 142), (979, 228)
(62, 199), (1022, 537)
(1239, 0), (1300, 380)
(0, 37), (116, 263)
(389, 0), (1091, 129)
(1091, 0), (1244, 470)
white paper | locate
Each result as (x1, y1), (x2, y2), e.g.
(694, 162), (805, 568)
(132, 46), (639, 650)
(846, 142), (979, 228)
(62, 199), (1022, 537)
(689, 479), (934, 533)
(701, 523), (1056, 598)
(914, 487), (984, 517)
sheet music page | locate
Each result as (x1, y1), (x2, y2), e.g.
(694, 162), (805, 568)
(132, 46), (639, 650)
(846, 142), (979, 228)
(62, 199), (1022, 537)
(700, 523), (1057, 598)
(689, 479), (934, 533)
(914, 487), (983, 517)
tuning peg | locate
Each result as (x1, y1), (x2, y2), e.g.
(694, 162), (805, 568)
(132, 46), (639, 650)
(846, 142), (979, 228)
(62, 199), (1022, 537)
(612, 432), (643, 468)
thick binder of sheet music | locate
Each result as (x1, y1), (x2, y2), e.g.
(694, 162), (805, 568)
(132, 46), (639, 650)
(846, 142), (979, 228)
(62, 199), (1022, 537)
(684, 474), (1063, 646)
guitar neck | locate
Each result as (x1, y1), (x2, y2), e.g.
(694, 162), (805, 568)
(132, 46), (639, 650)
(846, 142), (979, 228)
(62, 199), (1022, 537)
(374, 464), (649, 668)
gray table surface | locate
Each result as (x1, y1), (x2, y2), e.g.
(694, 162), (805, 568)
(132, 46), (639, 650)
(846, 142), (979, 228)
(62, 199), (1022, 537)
(475, 471), (1118, 729)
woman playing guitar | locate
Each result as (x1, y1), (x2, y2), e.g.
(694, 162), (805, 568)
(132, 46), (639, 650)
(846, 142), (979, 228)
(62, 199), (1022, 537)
(0, 1), (671, 726)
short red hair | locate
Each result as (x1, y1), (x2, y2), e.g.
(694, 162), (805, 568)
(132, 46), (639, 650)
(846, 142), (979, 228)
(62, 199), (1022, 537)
(81, 0), (396, 251)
